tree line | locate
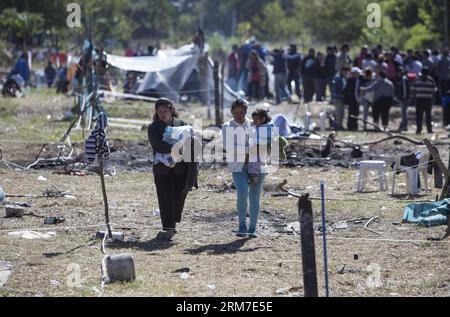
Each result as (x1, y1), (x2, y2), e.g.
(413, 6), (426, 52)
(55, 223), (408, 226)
(0, 0), (448, 51)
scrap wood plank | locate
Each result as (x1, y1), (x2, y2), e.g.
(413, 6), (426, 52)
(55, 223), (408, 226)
(423, 139), (450, 238)
(423, 139), (449, 178)
(423, 139), (450, 200)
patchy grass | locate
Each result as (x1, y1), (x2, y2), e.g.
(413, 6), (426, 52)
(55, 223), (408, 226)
(1, 92), (450, 297)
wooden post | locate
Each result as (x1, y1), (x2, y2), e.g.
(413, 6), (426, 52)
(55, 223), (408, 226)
(423, 139), (450, 200)
(220, 62), (225, 126)
(298, 194), (318, 297)
(99, 158), (112, 239)
(214, 61), (221, 127)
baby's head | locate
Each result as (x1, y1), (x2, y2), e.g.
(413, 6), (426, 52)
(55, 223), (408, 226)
(252, 108), (271, 127)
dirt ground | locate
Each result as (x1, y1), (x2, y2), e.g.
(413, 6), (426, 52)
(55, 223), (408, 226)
(1, 91), (450, 297)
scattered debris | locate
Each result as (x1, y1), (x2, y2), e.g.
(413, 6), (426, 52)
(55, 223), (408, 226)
(4, 205), (25, 218)
(364, 216), (381, 235)
(333, 221), (349, 230)
(180, 272), (190, 280)
(153, 209), (160, 217)
(95, 231), (125, 241)
(0, 261), (12, 287)
(37, 176), (47, 181)
(172, 268), (190, 273)
(43, 241), (98, 258)
(207, 284), (216, 291)
(13, 202), (31, 208)
(44, 216), (66, 225)
(7, 231), (56, 239)
(43, 186), (72, 198)
(275, 287), (289, 295)
(0, 187), (4, 204)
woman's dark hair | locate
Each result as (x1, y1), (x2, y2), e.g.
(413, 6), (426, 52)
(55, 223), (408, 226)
(231, 99), (248, 112)
(252, 108), (271, 125)
(153, 97), (179, 122)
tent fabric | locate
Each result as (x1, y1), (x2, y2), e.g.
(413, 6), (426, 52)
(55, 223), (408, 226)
(107, 44), (201, 102)
(107, 44), (240, 104)
(403, 199), (450, 227)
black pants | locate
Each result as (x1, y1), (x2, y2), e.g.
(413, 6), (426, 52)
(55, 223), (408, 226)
(154, 169), (188, 230)
(287, 72), (301, 98)
(415, 99), (433, 133)
(372, 96), (393, 126)
(303, 76), (315, 103)
(248, 81), (260, 100)
(347, 100), (360, 131)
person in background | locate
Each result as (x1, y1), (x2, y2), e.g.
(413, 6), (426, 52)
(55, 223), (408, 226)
(246, 50), (267, 102)
(396, 66), (411, 132)
(271, 48), (289, 104)
(335, 44), (352, 74)
(227, 44), (241, 92)
(301, 48), (317, 103)
(359, 68), (377, 131)
(332, 67), (350, 130)
(411, 66), (438, 134)
(286, 44), (302, 101)
(360, 71), (395, 131)
(313, 52), (328, 102)
(13, 53), (30, 86)
(437, 47), (450, 100)
(344, 67), (362, 131)
(324, 46), (337, 101)
(406, 53), (423, 76)
(362, 53), (377, 73)
(354, 45), (369, 69)
(44, 61), (56, 88)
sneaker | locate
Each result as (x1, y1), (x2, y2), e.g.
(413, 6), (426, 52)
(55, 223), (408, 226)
(248, 233), (258, 239)
(236, 233), (247, 238)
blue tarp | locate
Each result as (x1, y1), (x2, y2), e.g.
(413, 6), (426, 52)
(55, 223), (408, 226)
(403, 199), (450, 227)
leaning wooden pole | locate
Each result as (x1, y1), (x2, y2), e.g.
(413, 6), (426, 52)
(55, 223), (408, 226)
(99, 158), (112, 239)
(298, 193), (319, 297)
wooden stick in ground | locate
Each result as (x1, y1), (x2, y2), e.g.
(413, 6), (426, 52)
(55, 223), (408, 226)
(298, 193), (319, 297)
(99, 158), (112, 239)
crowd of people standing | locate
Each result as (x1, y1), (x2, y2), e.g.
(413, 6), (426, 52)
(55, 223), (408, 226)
(226, 40), (450, 134)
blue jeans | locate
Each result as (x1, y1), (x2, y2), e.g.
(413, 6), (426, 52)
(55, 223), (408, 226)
(232, 167), (266, 235)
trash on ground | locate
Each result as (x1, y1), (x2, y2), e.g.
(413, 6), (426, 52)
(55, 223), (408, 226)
(95, 231), (125, 241)
(0, 261), (12, 287)
(7, 231), (56, 239)
(44, 216), (66, 225)
(4, 205), (25, 218)
(403, 199), (450, 227)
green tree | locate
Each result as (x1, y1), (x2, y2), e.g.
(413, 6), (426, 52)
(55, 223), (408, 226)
(0, 7), (44, 46)
(300, 0), (370, 44)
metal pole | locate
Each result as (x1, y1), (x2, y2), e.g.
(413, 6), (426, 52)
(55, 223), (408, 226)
(299, 194), (318, 297)
(320, 180), (330, 297)
(214, 61), (221, 127)
(99, 158), (112, 239)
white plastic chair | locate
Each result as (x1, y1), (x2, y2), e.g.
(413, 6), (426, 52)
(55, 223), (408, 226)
(357, 161), (388, 192)
(391, 147), (430, 196)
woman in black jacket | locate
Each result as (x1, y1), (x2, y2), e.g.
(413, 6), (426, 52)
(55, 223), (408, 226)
(148, 98), (191, 235)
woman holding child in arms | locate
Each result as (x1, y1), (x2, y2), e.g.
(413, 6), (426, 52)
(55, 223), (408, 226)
(222, 99), (279, 238)
(148, 98), (194, 235)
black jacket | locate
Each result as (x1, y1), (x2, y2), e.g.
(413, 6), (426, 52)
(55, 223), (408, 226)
(148, 118), (189, 176)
